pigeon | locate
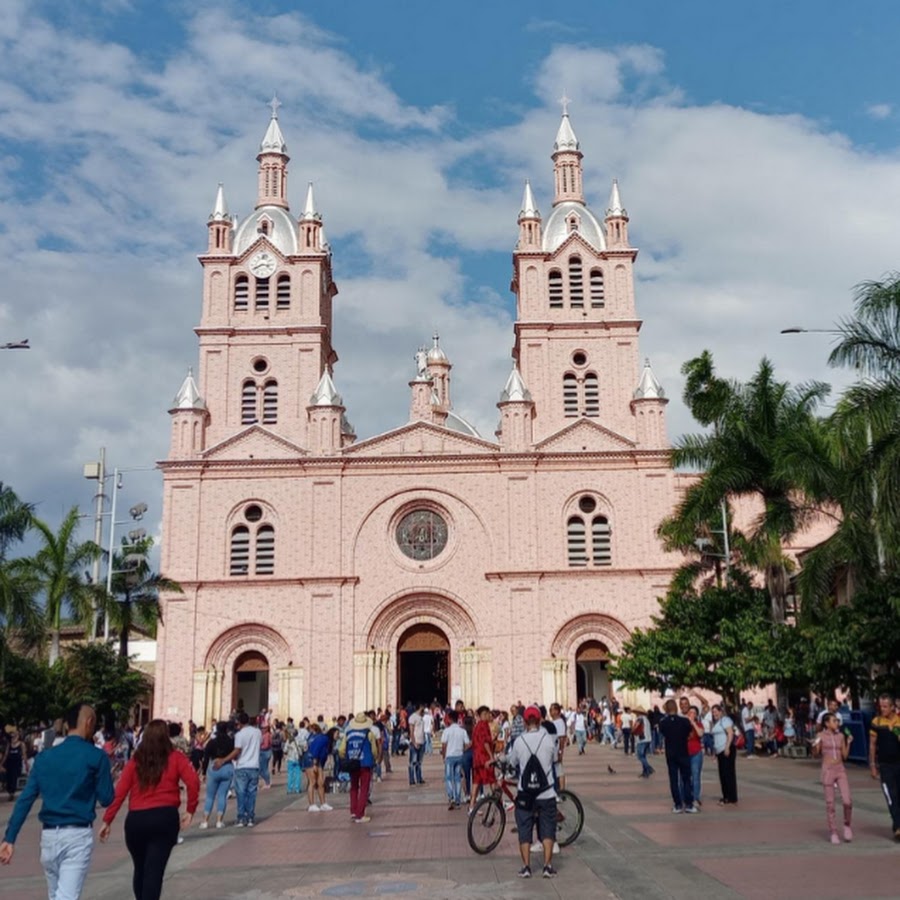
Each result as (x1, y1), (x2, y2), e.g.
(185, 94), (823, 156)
(607, 765), (617, 775)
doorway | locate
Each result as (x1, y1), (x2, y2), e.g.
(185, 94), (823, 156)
(397, 623), (449, 707)
(575, 640), (610, 703)
(233, 650), (269, 716)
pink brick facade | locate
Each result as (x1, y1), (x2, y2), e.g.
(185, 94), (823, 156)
(155, 109), (751, 723)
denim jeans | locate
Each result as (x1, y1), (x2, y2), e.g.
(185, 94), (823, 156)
(40, 826), (93, 900)
(233, 767), (259, 823)
(689, 750), (703, 804)
(636, 740), (654, 775)
(408, 743), (424, 784)
(666, 754), (693, 809)
(622, 728), (633, 754)
(744, 728), (755, 757)
(444, 755), (463, 804)
(205, 761), (233, 816)
(286, 759), (302, 793)
(575, 729), (587, 753)
(258, 749), (272, 785)
(603, 724), (615, 745)
(425, 733), (433, 754)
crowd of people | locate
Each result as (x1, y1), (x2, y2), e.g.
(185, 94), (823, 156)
(0, 691), (899, 897)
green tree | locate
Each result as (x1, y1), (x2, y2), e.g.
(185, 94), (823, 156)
(611, 571), (794, 710)
(0, 653), (66, 727)
(61, 642), (150, 725)
(29, 508), (104, 664)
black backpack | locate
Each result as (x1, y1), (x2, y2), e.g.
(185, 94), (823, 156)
(515, 734), (549, 811)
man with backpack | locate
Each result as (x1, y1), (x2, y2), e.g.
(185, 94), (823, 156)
(338, 713), (378, 824)
(507, 705), (558, 879)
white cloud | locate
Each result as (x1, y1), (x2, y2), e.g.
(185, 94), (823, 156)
(1, 11), (896, 549)
(865, 102), (893, 121)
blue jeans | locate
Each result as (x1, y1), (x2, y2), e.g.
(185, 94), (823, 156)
(636, 741), (654, 775)
(234, 767), (259, 824)
(40, 826), (93, 900)
(744, 728), (755, 757)
(258, 749), (272, 785)
(603, 724), (615, 745)
(205, 761), (233, 816)
(622, 728), (633, 754)
(575, 729), (587, 753)
(286, 759), (302, 793)
(425, 733), (433, 754)
(444, 755), (463, 804)
(408, 743), (424, 784)
(689, 751), (703, 804)
(666, 754), (693, 809)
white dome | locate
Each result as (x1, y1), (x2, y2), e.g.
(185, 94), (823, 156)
(542, 201), (606, 254)
(445, 411), (481, 438)
(233, 206), (299, 257)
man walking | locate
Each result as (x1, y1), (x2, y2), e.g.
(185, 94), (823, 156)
(440, 714), (469, 810)
(741, 700), (756, 757)
(869, 693), (900, 841)
(214, 711), (261, 827)
(658, 699), (697, 813)
(0, 703), (114, 899)
(407, 705), (425, 785)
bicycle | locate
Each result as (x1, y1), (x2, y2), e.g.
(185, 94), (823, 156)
(466, 759), (584, 855)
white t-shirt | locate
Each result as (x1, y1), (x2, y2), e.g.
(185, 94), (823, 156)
(620, 712), (634, 729)
(441, 722), (468, 757)
(574, 712), (586, 732)
(423, 712), (434, 735)
(508, 729), (557, 801)
(409, 712), (425, 746)
(741, 706), (754, 730)
(235, 724), (262, 769)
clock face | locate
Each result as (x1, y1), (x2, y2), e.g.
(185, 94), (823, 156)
(249, 251), (277, 278)
(396, 510), (448, 561)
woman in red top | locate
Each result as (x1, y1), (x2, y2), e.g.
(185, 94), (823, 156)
(687, 705), (705, 807)
(99, 719), (200, 900)
(468, 706), (496, 813)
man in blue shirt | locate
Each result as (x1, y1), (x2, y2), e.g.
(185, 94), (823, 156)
(0, 702), (114, 899)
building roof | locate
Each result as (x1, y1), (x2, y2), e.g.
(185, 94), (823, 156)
(543, 201), (606, 253)
(233, 206), (299, 256)
(633, 359), (665, 399)
(170, 368), (207, 411)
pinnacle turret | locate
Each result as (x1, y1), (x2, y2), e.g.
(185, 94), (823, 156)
(606, 179), (626, 218)
(209, 183), (230, 222)
(519, 180), (540, 220)
(309, 371), (343, 407)
(259, 94), (288, 156)
(633, 359), (665, 400)
(301, 182), (321, 221)
(553, 106), (580, 153)
(499, 366), (532, 403)
(170, 368), (207, 411)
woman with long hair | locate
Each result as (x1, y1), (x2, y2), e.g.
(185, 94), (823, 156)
(99, 719), (200, 900)
(200, 721), (234, 829)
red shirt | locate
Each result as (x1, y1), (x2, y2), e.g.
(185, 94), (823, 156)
(104, 750), (200, 823)
(687, 720), (703, 756)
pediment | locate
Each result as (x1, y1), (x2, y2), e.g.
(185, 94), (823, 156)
(535, 419), (635, 452)
(202, 425), (307, 460)
(236, 236), (284, 266)
(548, 231), (602, 262)
(345, 421), (498, 458)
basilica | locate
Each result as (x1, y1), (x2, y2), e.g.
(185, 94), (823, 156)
(154, 103), (689, 724)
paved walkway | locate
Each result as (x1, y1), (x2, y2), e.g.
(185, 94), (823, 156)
(1, 743), (896, 899)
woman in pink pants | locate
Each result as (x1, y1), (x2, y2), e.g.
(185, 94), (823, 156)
(813, 712), (853, 844)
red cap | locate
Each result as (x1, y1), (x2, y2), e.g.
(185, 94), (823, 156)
(524, 705), (542, 722)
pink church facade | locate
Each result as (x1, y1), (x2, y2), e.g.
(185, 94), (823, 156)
(154, 107), (705, 724)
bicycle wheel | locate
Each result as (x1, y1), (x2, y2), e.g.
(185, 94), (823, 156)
(555, 789), (584, 847)
(467, 795), (506, 854)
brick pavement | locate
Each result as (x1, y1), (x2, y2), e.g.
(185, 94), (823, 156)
(0, 743), (897, 899)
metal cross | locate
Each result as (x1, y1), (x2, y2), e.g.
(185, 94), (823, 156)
(559, 92), (571, 116)
(269, 93), (281, 118)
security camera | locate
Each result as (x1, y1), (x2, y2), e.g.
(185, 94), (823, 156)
(129, 503), (148, 521)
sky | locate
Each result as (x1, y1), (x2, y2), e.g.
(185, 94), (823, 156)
(2, 0), (900, 552)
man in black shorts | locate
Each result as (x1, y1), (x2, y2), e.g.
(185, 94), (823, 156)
(507, 705), (558, 878)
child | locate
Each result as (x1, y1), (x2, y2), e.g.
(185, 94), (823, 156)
(784, 707), (796, 746)
(812, 712), (853, 844)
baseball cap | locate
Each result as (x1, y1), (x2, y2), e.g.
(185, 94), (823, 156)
(524, 705), (542, 722)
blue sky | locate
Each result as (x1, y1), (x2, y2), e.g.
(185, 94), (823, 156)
(2, 0), (900, 541)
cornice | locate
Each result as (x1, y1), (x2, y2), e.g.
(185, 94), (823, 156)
(484, 566), (676, 582)
(167, 575), (360, 592)
(194, 325), (327, 337)
(515, 319), (642, 333)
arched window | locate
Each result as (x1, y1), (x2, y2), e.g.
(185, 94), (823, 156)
(567, 516), (587, 566)
(568, 256), (584, 307)
(563, 373), (578, 417)
(584, 373), (599, 417)
(234, 275), (249, 311)
(241, 380), (257, 425)
(255, 525), (275, 575)
(255, 277), (270, 311)
(592, 516), (612, 566)
(548, 270), (563, 308)
(276, 274), (290, 310)
(229, 526), (250, 575)
(262, 380), (278, 425)
(590, 269), (604, 307)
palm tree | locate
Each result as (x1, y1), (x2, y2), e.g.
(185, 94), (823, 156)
(0, 482), (33, 560)
(107, 536), (181, 658)
(29, 508), (104, 664)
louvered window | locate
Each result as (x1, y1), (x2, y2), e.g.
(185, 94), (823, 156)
(262, 380), (278, 425)
(549, 270), (563, 308)
(590, 269), (605, 307)
(563, 373), (578, 417)
(567, 516), (588, 566)
(592, 516), (612, 566)
(241, 380), (257, 425)
(255, 525), (275, 575)
(584, 373), (599, 417)
(234, 275), (249, 311)
(569, 256), (584, 307)
(255, 277), (270, 311)
(276, 274), (290, 309)
(230, 526), (250, 575)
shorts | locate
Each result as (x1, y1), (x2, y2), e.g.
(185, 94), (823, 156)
(514, 797), (557, 844)
(555, 764), (565, 778)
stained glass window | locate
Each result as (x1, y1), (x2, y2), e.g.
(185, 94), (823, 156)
(396, 510), (448, 560)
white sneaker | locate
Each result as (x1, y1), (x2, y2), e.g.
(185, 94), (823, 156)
(215, 821), (225, 829)
(320, 803), (333, 811)
(530, 841), (542, 852)
(308, 804), (320, 812)
(198, 821), (209, 830)
(553, 841), (560, 854)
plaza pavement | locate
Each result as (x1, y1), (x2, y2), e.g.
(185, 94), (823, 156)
(1, 741), (897, 899)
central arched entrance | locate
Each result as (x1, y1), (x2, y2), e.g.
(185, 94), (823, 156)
(233, 650), (269, 716)
(575, 640), (610, 703)
(397, 623), (449, 707)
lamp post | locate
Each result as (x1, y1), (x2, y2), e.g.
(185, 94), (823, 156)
(779, 326), (886, 574)
(83, 449), (107, 638)
(694, 498), (731, 585)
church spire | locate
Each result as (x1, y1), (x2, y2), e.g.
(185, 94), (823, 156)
(207, 183), (233, 254)
(256, 94), (289, 210)
(604, 178), (630, 248)
(517, 180), (542, 250)
(552, 95), (584, 206)
(299, 182), (323, 251)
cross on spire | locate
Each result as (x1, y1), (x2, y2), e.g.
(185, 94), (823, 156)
(559, 92), (571, 116)
(269, 93), (281, 119)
